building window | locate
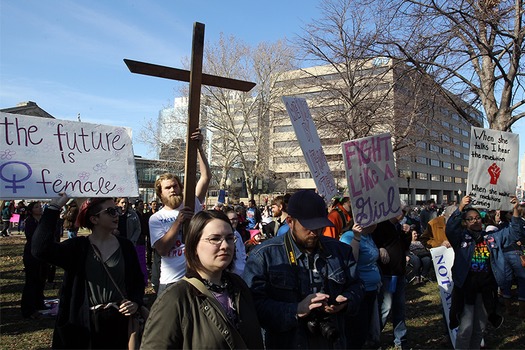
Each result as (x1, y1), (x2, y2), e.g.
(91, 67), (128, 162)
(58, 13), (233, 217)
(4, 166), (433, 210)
(442, 148), (451, 155)
(443, 162), (452, 169)
(452, 125), (460, 133)
(431, 174), (441, 181)
(416, 172), (428, 180)
(442, 134), (450, 142)
(273, 140), (296, 148)
(430, 144), (440, 152)
(417, 141), (427, 149)
(430, 159), (440, 167)
(416, 156), (427, 164)
(453, 138), (461, 145)
(463, 153), (469, 160)
(452, 114), (460, 121)
(442, 121), (450, 128)
(461, 129), (469, 137)
(454, 151), (461, 158)
(462, 142), (469, 149)
(443, 176), (452, 182)
(454, 177), (463, 183)
(273, 125), (294, 133)
(454, 164), (462, 171)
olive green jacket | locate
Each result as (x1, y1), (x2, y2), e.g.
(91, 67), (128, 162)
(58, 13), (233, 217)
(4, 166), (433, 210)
(141, 272), (263, 349)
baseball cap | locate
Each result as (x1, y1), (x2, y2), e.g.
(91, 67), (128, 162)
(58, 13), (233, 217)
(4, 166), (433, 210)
(287, 190), (334, 230)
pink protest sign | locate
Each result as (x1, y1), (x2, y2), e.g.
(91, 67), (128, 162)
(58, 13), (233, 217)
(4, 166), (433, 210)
(342, 133), (401, 227)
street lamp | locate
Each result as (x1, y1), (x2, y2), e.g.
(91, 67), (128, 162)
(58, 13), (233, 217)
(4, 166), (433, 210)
(406, 171), (411, 205)
(226, 178), (232, 204)
(457, 189), (462, 203)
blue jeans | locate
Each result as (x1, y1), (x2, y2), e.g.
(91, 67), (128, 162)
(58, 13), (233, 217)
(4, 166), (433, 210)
(379, 275), (407, 347)
(501, 249), (525, 301)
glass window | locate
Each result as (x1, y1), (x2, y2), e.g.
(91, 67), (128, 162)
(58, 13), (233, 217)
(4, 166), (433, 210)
(442, 134), (450, 142)
(442, 148), (451, 155)
(443, 162), (452, 169)
(443, 176), (452, 182)
(416, 156), (427, 164)
(416, 172), (428, 180)
(462, 142), (469, 148)
(430, 159), (440, 167)
(454, 177), (463, 183)
(431, 174), (441, 181)
(461, 129), (469, 137)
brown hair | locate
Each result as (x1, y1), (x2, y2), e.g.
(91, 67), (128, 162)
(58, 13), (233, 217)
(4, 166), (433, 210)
(185, 210), (233, 275)
(154, 173), (183, 200)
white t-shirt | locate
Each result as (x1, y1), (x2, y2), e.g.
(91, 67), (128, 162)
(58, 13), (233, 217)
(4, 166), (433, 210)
(148, 198), (202, 285)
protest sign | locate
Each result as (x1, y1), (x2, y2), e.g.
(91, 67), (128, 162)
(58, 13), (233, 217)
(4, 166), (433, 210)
(282, 97), (337, 202)
(342, 133), (401, 227)
(430, 246), (457, 348)
(466, 127), (519, 210)
(0, 112), (139, 198)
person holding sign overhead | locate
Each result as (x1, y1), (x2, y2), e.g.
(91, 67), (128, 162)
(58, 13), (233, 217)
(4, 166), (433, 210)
(148, 129), (211, 295)
(446, 195), (523, 350)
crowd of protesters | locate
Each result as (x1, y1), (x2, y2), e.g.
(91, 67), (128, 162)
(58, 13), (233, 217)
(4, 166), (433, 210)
(1, 188), (524, 349)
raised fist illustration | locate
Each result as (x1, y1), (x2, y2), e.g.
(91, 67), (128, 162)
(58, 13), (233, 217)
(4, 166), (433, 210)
(488, 163), (501, 185)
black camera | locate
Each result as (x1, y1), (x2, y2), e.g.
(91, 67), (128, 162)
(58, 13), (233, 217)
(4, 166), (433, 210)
(306, 309), (340, 342)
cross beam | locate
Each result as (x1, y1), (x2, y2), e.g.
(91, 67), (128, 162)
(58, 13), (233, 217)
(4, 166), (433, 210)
(124, 22), (255, 211)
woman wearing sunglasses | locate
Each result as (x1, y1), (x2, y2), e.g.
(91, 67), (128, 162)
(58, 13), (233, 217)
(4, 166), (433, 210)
(32, 194), (144, 349)
(141, 210), (263, 349)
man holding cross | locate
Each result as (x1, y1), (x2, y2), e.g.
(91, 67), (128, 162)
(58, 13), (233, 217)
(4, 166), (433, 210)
(148, 129), (211, 294)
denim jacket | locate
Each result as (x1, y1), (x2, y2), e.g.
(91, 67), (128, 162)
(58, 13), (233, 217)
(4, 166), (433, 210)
(445, 209), (524, 288)
(243, 233), (364, 349)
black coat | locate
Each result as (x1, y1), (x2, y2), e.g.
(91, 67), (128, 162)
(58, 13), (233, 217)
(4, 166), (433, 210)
(32, 209), (144, 349)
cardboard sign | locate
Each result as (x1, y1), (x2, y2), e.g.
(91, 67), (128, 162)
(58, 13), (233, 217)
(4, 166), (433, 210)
(466, 127), (519, 210)
(282, 97), (337, 202)
(0, 112), (139, 199)
(430, 246), (457, 348)
(342, 133), (401, 227)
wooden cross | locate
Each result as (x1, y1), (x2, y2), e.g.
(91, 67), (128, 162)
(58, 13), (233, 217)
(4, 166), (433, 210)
(124, 22), (255, 211)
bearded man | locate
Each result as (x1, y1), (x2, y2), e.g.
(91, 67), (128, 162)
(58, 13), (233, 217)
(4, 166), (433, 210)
(148, 129), (211, 294)
(243, 190), (363, 349)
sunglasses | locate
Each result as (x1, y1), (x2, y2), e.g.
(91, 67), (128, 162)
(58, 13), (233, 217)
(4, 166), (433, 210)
(94, 207), (122, 217)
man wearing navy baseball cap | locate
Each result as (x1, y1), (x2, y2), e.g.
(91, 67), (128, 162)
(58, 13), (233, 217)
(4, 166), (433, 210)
(243, 190), (364, 349)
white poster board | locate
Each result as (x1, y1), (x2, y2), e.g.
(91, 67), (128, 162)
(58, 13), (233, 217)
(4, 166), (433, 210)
(341, 133), (401, 227)
(0, 112), (139, 198)
(282, 97), (337, 201)
(430, 246), (457, 348)
(466, 127), (519, 210)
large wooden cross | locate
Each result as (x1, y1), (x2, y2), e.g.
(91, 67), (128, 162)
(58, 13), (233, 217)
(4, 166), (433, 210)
(124, 22), (255, 211)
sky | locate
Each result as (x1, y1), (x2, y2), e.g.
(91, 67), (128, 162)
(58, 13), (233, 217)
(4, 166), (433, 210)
(1, 0), (524, 165)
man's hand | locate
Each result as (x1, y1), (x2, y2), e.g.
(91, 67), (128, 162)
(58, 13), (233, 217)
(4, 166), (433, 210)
(323, 295), (348, 314)
(441, 240), (451, 248)
(175, 207), (194, 225)
(379, 248), (390, 264)
(297, 293), (329, 318)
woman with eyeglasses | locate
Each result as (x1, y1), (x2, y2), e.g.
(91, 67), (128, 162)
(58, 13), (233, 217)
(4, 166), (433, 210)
(445, 195), (523, 350)
(141, 210), (263, 349)
(32, 193), (144, 349)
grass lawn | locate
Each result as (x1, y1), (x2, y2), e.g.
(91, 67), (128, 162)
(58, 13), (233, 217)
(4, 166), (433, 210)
(1, 234), (524, 349)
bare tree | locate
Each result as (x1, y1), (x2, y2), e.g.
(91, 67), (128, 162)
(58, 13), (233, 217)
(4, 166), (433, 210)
(295, 0), (448, 160)
(201, 34), (296, 199)
(377, 0), (524, 131)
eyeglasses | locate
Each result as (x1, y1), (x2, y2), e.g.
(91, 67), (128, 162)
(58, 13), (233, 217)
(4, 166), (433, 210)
(94, 207), (122, 217)
(465, 216), (482, 222)
(202, 235), (237, 246)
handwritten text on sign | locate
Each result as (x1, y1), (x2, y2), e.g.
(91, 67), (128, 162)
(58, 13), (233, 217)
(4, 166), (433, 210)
(0, 112), (139, 198)
(282, 97), (337, 202)
(466, 127), (519, 210)
(342, 133), (401, 227)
